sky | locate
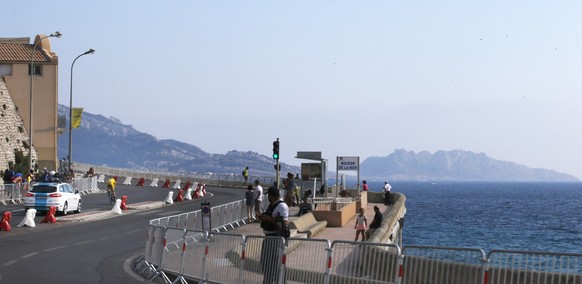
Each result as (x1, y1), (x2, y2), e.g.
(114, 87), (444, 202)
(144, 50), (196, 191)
(2, 1), (582, 179)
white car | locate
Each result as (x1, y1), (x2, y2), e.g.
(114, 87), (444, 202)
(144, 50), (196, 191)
(24, 182), (82, 215)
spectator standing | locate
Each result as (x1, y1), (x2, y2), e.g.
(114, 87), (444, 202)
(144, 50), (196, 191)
(245, 185), (256, 222)
(284, 172), (296, 207)
(297, 190), (313, 216)
(254, 180), (263, 216)
(258, 187), (289, 283)
(242, 167), (249, 184)
(354, 207), (368, 241)
(383, 181), (392, 205)
(362, 180), (369, 191)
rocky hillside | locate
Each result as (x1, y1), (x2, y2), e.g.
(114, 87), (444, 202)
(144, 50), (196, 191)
(57, 105), (297, 177)
(361, 149), (578, 182)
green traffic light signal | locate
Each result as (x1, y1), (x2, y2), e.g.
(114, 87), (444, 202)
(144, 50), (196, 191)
(272, 140), (279, 160)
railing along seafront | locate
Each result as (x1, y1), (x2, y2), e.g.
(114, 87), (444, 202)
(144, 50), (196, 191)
(137, 198), (582, 284)
(0, 176), (98, 205)
(74, 162), (277, 189)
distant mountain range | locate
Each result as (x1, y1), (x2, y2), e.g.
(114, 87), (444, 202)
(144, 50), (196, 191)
(362, 149), (578, 182)
(57, 105), (578, 182)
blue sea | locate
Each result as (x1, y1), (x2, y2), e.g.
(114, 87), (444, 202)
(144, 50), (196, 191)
(363, 181), (582, 253)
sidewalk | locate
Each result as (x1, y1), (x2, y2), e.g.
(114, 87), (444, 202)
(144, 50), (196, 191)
(230, 201), (389, 241)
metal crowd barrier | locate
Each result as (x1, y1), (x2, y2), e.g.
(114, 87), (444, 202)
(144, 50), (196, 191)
(141, 206), (582, 284)
(0, 176), (98, 205)
(0, 183), (25, 205)
(309, 197), (355, 211)
(402, 245), (487, 284)
(487, 250), (582, 283)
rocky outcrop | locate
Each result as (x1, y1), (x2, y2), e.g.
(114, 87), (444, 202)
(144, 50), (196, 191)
(0, 77), (37, 171)
(361, 149), (578, 182)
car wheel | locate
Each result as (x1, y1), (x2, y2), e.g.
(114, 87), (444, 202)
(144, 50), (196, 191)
(62, 202), (68, 216)
(75, 200), (82, 213)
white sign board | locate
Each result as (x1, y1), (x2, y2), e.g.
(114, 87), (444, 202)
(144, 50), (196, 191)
(337, 156), (359, 171)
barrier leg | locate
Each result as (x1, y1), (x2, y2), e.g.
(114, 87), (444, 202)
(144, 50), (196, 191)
(41, 206), (57, 223)
(165, 191), (174, 204)
(1, 212), (12, 231)
(17, 209), (37, 227)
(111, 199), (122, 214)
(121, 196), (128, 210)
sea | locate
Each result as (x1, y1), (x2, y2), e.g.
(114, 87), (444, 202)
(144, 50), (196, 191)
(361, 181), (582, 253)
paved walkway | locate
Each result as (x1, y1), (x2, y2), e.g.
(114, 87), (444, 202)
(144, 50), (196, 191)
(230, 201), (390, 241)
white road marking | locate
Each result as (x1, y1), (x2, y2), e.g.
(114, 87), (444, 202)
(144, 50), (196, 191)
(43, 245), (68, 252)
(135, 209), (164, 216)
(73, 240), (95, 246)
(125, 228), (142, 234)
(20, 252), (38, 259)
(3, 260), (18, 266)
(161, 210), (184, 216)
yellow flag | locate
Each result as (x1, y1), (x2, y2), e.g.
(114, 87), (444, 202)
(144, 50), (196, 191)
(72, 108), (84, 129)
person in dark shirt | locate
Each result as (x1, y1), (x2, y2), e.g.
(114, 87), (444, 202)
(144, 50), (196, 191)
(366, 206), (383, 239)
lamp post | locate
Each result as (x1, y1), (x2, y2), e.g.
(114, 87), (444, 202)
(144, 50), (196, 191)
(68, 49), (95, 173)
(28, 31), (62, 171)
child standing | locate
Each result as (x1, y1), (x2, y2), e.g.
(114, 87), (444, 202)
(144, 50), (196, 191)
(354, 207), (368, 241)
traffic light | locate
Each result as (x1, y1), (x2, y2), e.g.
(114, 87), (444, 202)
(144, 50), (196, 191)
(272, 140), (279, 160)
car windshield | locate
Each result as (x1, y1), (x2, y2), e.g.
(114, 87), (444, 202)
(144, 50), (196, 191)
(31, 185), (57, 193)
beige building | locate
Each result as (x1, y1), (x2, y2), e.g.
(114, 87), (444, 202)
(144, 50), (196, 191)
(0, 35), (59, 170)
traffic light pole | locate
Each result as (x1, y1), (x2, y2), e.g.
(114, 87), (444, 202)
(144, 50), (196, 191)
(276, 158), (280, 189)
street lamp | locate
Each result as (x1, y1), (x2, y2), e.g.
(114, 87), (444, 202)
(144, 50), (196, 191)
(68, 48), (95, 173)
(28, 31), (62, 171)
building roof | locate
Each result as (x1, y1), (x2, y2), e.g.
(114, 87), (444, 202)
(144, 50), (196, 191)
(0, 43), (53, 63)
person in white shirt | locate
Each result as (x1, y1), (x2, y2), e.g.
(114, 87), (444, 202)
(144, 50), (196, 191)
(383, 181), (392, 205)
(258, 187), (289, 283)
(254, 180), (263, 217)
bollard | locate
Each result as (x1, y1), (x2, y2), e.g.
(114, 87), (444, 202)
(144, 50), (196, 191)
(182, 181), (191, 191)
(120, 195), (128, 210)
(184, 188), (193, 201)
(201, 184), (206, 196)
(164, 191), (174, 204)
(161, 179), (171, 188)
(111, 199), (122, 214)
(192, 187), (200, 199)
(17, 209), (37, 227)
(41, 206), (57, 223)
(1, 212), (12, 231)
(174, 190), (184, 202)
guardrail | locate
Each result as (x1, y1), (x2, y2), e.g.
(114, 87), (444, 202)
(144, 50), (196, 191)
(139, 202), (582, 284)
(74, 162), (277, 189)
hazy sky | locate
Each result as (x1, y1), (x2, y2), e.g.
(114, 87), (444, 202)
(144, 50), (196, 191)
(3, 1), (582, 179)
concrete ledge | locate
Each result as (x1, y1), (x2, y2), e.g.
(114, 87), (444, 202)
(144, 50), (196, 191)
(289, 212), (327, 237)
(367, 192), (406, 244)
(312, 201), (356, 227)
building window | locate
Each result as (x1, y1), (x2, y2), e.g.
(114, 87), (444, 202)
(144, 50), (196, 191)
(28, 64), (43, 76)
(0, 64), (12, 76)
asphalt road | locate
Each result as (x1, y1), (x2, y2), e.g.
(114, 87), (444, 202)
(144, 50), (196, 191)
(0, 183), (246, 283)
